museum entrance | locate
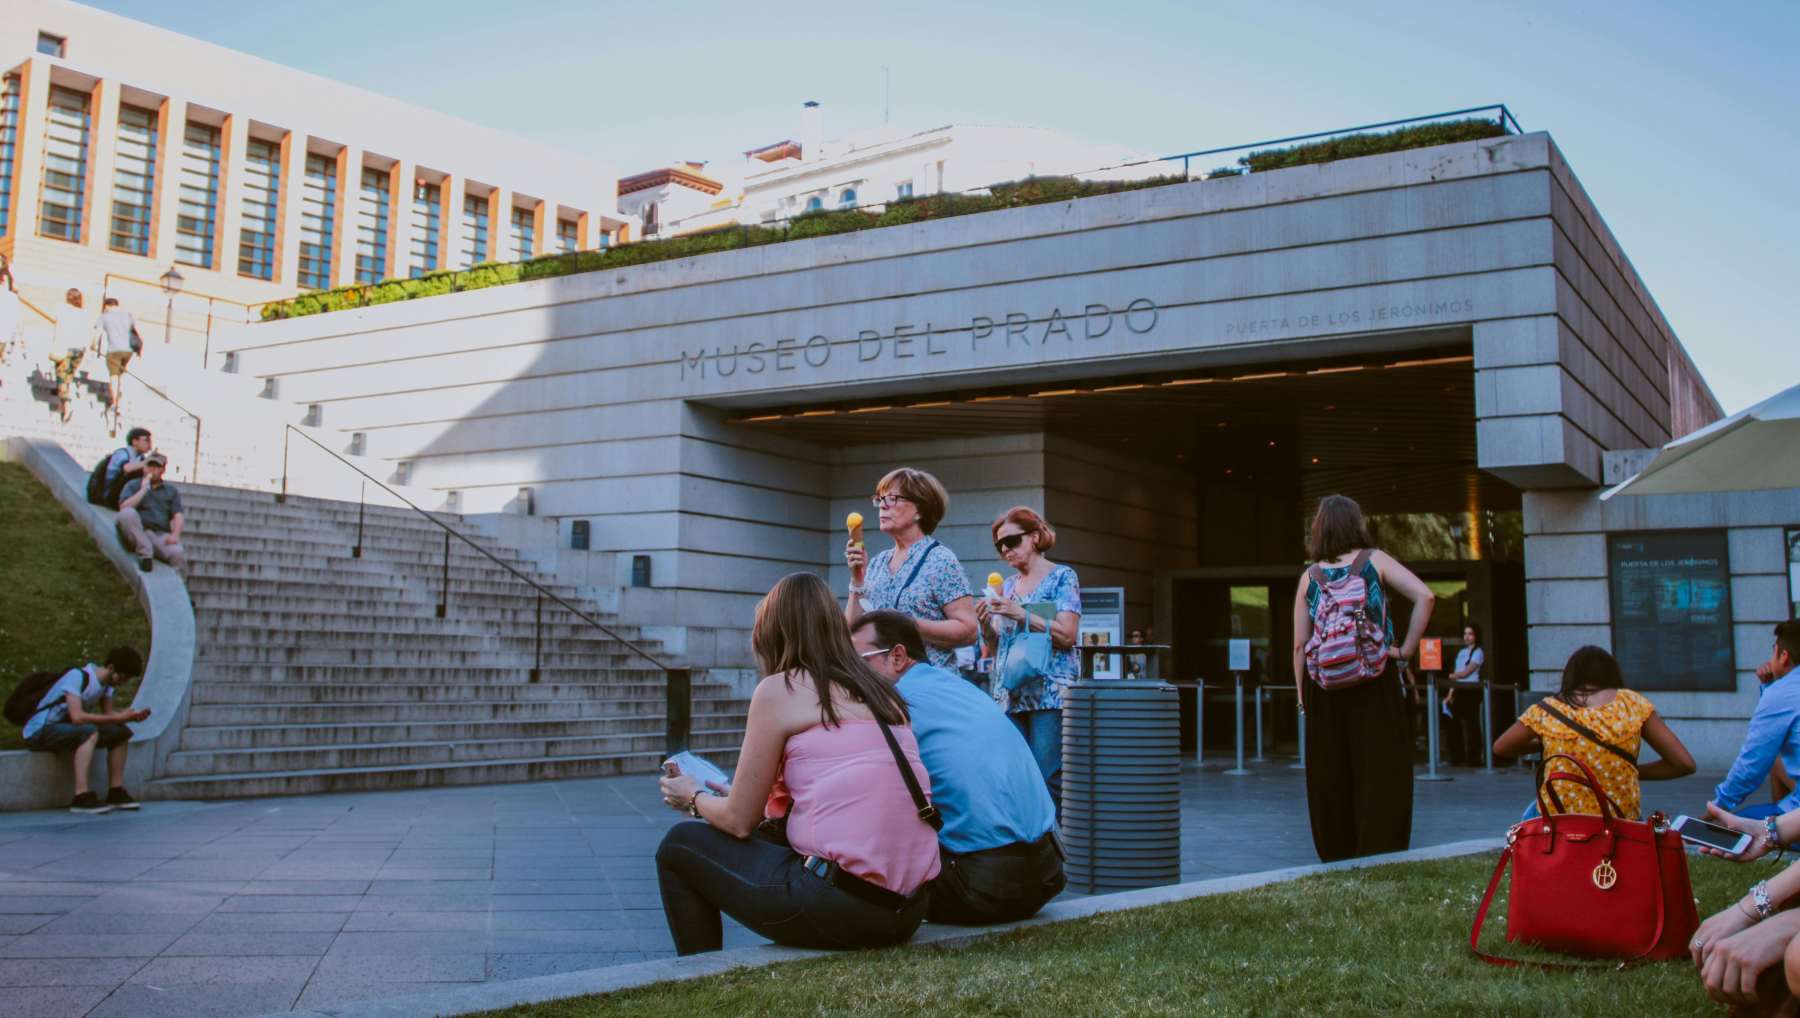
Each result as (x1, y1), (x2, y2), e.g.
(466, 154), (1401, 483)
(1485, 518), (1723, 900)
(729, 335), (1526, 760)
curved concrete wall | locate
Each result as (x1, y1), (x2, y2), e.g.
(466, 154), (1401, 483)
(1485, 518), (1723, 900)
(0, 437), (197, 810)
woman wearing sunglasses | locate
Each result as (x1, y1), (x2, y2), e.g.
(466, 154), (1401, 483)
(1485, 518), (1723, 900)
(975, 506), (1082, 801)
(844, 467), (979, 671)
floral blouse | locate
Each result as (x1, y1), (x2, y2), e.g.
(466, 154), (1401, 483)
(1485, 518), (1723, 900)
(862, 537), (975, 670)
(1521, 689), (1656, 820)
(992, 563), (1083, 714)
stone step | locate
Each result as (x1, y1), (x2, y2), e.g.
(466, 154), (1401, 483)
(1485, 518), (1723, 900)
(186, 565), (587, 599)
(192, 603), (632, 628)
(183, 696), (749, 726)
(193, 626), (650, 651)
(190, 646), (663, 669)
(187, 663), (700, 685)
(186, 680), (687, 704)
(177, 713), (745, 749)
(146, 745), (745, 800)
(161, 728), (746, 775)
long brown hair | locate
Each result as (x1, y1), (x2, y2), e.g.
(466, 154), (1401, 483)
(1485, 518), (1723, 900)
(751, 573), (910, 727)
(1307, 494), (1375, 563)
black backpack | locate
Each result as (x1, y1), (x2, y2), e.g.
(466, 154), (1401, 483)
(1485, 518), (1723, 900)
(4, 665), (82, 727)
(84, 449), (131, 510)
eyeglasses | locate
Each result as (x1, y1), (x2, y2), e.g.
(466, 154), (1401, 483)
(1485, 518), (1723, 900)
(871, 494), (911, 509)
(994, 533), (1029, 554)
(859, 647), (893, 659)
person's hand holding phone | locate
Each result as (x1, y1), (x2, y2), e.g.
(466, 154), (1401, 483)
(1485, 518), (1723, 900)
(1695, 802), (1773, 862)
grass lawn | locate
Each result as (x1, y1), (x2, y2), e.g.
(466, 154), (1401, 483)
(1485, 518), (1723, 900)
(479, 853), (1757, 1017)
(0, 461), (148, 750)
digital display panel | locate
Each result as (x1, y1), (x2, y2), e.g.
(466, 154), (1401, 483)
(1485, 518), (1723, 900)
(1607, 531), (1734, 691)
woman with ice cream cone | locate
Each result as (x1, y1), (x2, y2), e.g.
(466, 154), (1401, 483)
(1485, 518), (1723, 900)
(977, 506), (1082, 804)
(844, 467), (979, 672)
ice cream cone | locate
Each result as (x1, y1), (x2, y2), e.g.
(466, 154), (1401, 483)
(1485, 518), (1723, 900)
(846, 512), (866, 585)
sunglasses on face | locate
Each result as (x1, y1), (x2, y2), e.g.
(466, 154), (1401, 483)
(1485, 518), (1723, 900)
(859, 647), (893, 659)
(871, 494), (911, 509)
(995, 533), (1029, 554)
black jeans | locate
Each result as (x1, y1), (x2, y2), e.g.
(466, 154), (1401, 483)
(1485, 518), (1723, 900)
(1302, 667), (1414, 862)
(928, 831), (1066, 925)
(655, 821), (928, 956)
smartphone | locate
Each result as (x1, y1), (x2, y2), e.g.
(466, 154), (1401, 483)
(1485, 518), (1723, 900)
(1671, 814), (1753, 855)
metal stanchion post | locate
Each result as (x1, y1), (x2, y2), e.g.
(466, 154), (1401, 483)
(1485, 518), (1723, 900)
(1291, 691), (1307, 770)
(1225, 673), (1251, 776)
(1481, 680), (1495, 773)
(1253, 686), (1266, 763)
(1419, 672), (1452, 782)
(1193, 680), (1205, 766)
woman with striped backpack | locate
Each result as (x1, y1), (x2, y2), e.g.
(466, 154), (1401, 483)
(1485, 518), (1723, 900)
(1292, 494), (1438, 862)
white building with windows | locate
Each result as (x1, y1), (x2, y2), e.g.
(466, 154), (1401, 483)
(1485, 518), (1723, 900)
(631, 101), (1156, 236)
(1, 0), (626, 350)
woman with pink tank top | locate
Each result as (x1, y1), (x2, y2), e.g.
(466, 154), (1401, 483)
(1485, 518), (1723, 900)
(655, 572), (942, 955)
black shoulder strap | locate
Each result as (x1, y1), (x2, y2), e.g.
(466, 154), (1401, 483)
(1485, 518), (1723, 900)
(875, 717), (943, 831)
(1535, 698), (1638, 765)
(895, 540), (939, 598)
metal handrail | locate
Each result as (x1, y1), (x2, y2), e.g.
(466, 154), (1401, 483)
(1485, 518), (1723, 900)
(122, 369), (203, 481)
(100, 272), (254, 309)
(277, 426), (691, 744)
(15, 292), (57, 325)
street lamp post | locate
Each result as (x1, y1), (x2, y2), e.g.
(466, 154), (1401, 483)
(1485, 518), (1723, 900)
(159, 265), (184, 345)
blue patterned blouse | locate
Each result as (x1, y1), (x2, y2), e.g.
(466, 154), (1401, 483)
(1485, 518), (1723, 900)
(992, 563), (1083, 714)
(862, 537), (976, 670)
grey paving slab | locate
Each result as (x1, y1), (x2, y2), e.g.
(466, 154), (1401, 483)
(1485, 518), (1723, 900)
(164, 932), (338, 957)
(217, 895), (367, 913)
(0, 932), (182, 959)
(0, 984), (112, 1018)
(0, 956), (150, 986)
(311, 953), (486, 981)
(325, 931), (493, 957)
(34, 912), (205, 935)
(87, 981), (308, 1018)
(297, 979), (479, 1010)
(186, 913), (350, 935)
(341, 911), (493, 933)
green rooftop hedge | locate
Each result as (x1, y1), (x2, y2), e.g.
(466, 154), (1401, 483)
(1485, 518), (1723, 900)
(260, 117), (1513, 321)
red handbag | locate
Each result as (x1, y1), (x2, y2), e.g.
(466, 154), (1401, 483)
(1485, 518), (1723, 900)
(1469, 753), (1698, 966)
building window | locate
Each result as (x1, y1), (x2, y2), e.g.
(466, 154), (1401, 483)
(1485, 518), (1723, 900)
(297, 152), (337, 289)
(1788, 528), (1799, 620)
(838, 189), (857, 209)
(0, 75), (20, 235)
(803, 196), (822, 213)
(409, 180), (440, 277)
(355, 166), (390, 283)
(38, 86), (90, 242)
(641, 201), (659, 237)
(460, 191), (489, 267)
(556, 217), (578, 254)
(106, 103), (157, 255)
(36, 32), (66, 58)
(237, 138), (280, 279)
(175, 121), (220, 269)
(896, 180), (913, 200)
(508, 205), (533, 261)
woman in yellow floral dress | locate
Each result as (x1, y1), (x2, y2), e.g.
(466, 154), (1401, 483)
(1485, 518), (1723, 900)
(1494, 645), (1695, 819)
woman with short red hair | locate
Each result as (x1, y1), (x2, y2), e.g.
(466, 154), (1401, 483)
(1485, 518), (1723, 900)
(977, 506), (1082, 802)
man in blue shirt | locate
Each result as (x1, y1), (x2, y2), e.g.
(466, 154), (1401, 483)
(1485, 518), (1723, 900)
(1711, 620), (1800, 819)
(852, 610), (1064, 924)
(21, 647), (148, 814)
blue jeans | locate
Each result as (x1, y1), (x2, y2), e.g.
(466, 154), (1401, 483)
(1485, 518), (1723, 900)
(1010, 710), (1061, 806)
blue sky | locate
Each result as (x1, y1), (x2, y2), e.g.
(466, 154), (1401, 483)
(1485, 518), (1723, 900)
(89, 0), (1796, 414)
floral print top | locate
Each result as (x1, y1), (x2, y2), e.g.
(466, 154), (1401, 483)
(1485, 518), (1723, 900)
(862, 537), (975, 671)
(1521, 689), (1657, 820)
(992, 564), (1083, 715)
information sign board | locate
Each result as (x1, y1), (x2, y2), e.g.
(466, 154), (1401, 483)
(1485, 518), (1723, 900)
(1608, 531), (1735, 691)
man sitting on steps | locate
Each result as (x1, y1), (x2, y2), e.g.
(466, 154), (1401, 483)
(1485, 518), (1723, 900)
(20, 647), (149, 814)
(852, 609), (1066, 924)
(116, 452), (187, 575)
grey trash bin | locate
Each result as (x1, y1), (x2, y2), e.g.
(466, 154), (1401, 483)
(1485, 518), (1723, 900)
(1060, 681), (1182, 893)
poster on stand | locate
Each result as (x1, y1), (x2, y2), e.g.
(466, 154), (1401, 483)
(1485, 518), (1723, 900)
(1082, 587), (1125, 679)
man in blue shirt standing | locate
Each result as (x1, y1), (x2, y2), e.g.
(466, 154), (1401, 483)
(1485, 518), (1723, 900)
(1711, 620), (1800, 819)
(852, 610), (1064, 924)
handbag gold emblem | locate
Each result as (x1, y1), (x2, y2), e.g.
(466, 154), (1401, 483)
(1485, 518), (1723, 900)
(1592, 859), (1617, 890)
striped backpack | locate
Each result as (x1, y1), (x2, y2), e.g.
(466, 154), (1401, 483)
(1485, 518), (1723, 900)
(1303, 549), (1390, 689)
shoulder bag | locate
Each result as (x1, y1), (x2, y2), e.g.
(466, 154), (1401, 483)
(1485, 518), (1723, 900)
(1534, 696), (1638, 765)
(1468, 753), (1697, 966)
(995, 602), (1056, 692)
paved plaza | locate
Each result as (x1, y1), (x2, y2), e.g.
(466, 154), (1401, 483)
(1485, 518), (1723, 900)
(0, 763), (1726, 1018)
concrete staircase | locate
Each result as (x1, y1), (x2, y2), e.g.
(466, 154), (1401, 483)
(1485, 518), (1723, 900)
(146, 484), (746, 799)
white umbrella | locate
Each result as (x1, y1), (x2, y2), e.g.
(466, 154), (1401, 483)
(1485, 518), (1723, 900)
(1602, 381), (1800, 499)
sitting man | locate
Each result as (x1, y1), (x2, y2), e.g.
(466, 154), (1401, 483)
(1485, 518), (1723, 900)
(852, 609), (1064, 924)
(20, 647), (149, 813)
(1711, 619), (1800, 820)
(116, 452), (186, 575)
(97, 426), (152, 508)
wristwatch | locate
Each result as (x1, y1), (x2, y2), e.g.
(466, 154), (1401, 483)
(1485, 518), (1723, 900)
(687, 791), (707, 818)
